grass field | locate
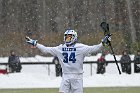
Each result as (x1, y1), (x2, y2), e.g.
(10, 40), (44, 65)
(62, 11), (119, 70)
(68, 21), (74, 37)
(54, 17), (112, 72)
(0, 87), (140, 93)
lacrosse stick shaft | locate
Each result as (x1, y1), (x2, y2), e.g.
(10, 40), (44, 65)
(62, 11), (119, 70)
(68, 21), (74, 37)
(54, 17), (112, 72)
(108, 42), (121, 74)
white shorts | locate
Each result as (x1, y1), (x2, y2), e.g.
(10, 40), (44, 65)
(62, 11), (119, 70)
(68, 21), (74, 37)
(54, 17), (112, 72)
(59, 73), (83, 93)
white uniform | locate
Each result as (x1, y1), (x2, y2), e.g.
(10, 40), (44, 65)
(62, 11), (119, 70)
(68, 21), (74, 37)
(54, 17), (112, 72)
(36, 43), (103, 93)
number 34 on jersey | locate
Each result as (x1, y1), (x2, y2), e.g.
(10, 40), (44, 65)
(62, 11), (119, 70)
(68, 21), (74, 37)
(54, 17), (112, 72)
(62, 48), (76, 63)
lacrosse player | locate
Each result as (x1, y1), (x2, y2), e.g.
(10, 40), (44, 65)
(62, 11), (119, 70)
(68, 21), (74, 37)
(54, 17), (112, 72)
(26, 29), (110, 93)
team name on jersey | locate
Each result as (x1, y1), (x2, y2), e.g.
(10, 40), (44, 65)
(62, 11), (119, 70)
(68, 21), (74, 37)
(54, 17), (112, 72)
(62, 48), (76, 51)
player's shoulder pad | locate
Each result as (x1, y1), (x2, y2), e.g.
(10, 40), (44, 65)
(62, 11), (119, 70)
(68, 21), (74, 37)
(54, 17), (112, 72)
(75, 43), (87, 47)
(56, 44), (64, 47)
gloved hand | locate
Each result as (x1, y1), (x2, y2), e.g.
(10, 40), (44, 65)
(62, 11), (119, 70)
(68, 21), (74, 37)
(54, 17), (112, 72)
(25, 36), (37, 46)
(102, 35), (111, 46)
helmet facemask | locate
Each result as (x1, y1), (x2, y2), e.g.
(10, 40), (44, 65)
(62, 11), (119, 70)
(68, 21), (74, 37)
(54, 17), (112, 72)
(65, 34), (73, 43)
(64, 30), (77, 46)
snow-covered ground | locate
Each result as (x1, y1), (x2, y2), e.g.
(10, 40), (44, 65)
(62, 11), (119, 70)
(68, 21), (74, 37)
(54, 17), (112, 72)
(0, 72), (140, 89)
(0, 54), (140, 89)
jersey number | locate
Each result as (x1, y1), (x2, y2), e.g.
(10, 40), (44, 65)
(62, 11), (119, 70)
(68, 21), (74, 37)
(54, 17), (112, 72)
(62, 52), (76, 63)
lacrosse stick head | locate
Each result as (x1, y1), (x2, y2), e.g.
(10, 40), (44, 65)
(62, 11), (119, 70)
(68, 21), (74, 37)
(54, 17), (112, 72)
(100, 22), (110, 36)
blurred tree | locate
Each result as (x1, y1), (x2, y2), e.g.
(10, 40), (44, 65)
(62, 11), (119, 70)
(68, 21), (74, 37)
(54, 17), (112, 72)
(126, 0), (136, 43)
(0, 0), (139, 56)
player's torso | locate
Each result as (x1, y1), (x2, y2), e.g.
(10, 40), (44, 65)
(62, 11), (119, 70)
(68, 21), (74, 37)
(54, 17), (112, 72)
(56, 43), (85, 73)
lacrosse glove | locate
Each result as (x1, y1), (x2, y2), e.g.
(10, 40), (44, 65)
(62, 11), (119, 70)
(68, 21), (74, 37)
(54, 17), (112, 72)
(26, 36), (37, 46)
(102, 35), (111, 46)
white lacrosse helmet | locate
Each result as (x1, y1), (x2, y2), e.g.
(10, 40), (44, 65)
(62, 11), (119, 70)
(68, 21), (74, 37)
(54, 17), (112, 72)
(64, 29), (77, 46)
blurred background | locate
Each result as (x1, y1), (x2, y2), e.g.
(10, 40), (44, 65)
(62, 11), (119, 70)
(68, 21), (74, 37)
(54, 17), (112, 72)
(0, 1), (140, 93)
(0, 0), (139, 56)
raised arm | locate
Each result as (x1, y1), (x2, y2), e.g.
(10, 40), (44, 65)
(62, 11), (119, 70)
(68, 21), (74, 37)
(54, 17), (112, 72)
(83, 35), (111, 56)
(25, 36), (57, 56)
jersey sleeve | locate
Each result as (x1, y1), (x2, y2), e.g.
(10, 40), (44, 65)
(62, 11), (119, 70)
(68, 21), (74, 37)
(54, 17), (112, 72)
(82, 43), (103, 56)
(36, 43), (58, 56)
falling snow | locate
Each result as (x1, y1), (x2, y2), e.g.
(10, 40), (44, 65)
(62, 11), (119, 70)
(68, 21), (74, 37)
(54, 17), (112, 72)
(0, 0), (139, 56)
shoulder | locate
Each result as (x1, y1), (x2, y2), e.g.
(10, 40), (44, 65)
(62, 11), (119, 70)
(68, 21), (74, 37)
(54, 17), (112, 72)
(54, 44), (66, 49)
(16, 55), (20, 58)
(57, 43), (88, 48)
(57, 44), (64, 47)
(75, 43), (87, 47)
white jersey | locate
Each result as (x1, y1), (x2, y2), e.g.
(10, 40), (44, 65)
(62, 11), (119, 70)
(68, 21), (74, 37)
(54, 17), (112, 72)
(36, 43), (103, 74)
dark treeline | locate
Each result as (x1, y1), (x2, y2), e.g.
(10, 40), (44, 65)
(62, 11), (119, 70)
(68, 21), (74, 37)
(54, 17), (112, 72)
(0, 0), (139, 56)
